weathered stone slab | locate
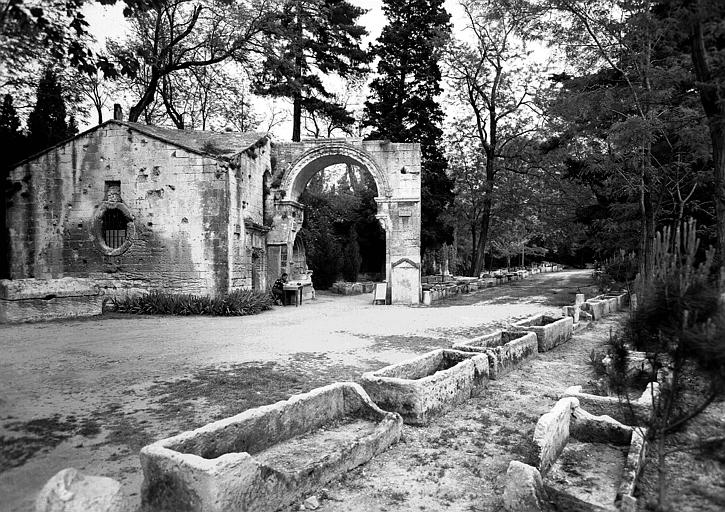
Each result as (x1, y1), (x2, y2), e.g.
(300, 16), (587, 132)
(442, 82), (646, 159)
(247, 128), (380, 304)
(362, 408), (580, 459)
(1, 278), (103, 323)
(533, 397), (578, 475)
(617, 427), (647, 508)
(561, 384), (659, 426)
(512, 315), (573, 352)
(452, 330), (538, 379)
(0, 277), (100, 300)
(537, 403), (648, 512)
(140, 382), (402, 512)
(582, 299), (606, 320)
(360, 349), (489, 425)
(570, 407), (633, 445)
(35, 468), (126, 512)
(503, 461), (549, 512)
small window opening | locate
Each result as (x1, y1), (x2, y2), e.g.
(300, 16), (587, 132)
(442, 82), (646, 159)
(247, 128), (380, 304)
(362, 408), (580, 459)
(102, 209), (128, 249)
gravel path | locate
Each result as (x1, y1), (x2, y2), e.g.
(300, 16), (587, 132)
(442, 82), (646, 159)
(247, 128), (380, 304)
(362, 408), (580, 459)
(0, 269), (598, 511)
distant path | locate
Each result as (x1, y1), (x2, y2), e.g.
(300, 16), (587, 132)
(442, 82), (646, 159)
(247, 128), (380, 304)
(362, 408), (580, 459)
(0, 269), (598, 512)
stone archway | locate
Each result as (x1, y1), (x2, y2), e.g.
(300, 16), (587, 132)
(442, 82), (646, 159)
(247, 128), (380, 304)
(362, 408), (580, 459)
(267, 139), (422, 304)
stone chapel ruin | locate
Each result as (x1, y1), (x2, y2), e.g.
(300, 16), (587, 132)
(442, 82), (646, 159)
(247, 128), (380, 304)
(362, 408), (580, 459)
(2, 120), (422, 319)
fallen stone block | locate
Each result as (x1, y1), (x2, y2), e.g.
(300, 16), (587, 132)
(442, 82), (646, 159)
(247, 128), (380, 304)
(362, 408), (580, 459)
(1, 278), (103, 323)
(617, 427), (647, 508)
(140, 382), (402, 512)
(537, 404), (648, 512)
(512, 315), (573, 352)
(503, 461), (549, 512)
(452, 330), (538, 379)
(570, 406), (633, 445)
(533, 397), (579, 475)
(35, 468), (126, 512)
(361, 349), (490, 425)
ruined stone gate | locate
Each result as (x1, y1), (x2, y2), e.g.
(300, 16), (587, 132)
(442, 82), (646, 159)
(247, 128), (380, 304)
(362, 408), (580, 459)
(267, 139), (422, 305)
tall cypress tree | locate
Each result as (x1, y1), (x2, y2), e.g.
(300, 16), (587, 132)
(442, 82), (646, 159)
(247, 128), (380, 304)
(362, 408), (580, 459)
(255, 0), (370, 141)
(0, 93), (28, 278)
(364, 0), (455, 254)
(0, 94), (27, 167)
(27, 67), (72, 154)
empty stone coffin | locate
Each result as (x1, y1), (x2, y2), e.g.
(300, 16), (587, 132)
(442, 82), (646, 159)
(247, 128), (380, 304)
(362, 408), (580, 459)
(512, 314), (573, 352)
(140, 382), (402, 512)
(582, 293), (625, 320)
(0, 277), (103, 323)
(361, 349), (490, 425)
(452, 330), (538, 379)
(530, 397), (647, 512)
(602, 291), (628, 311)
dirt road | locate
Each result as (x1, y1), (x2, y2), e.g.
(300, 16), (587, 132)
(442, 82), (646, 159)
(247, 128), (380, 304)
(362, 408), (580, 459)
(0, 270), (598, 511)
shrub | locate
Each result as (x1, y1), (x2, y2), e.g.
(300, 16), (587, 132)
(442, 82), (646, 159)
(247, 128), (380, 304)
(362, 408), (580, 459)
(621, 220), (725, 508)
(603, 250), (638, 283)
(594, 250), (638, 291)
(113, 289), (274, 316)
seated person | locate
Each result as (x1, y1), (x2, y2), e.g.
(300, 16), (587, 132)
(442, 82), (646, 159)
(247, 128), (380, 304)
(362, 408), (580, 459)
(272, 272), (288, 305)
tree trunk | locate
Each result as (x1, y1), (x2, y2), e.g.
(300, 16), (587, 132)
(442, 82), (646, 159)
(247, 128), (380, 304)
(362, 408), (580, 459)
(292, 0), (303, 142)
(472, 194), (492, 276)
(128, 70), (160, 123)
(292, 94), (302, 142)
(470, 223), (478, 276)
(639, 135), (655, 282)
(472, 152), (496, 276)
(711, 127), (725, 277)
(691, 15), (725, 285)
(95, 103), (103, 125)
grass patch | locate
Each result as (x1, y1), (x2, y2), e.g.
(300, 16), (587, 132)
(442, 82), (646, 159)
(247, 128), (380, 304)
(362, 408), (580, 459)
(113, 289), (273, 316)
(145, 356), (386, 427)
(0, 415), (101, 472)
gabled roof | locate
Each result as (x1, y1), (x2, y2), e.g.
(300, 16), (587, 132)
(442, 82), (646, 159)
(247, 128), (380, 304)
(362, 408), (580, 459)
(12, 119), (269, 168)
(123, 121), (268, 159)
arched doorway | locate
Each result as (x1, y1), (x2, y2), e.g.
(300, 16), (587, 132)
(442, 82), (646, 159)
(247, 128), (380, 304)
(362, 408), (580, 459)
(267, 140), (422, 304)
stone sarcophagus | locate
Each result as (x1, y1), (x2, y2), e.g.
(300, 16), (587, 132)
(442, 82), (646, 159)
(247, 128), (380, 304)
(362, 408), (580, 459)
(512, 314), (573, 352)
(360, 349), (490, 425)
(140, 382), (402, 512)
(452, 330), (538, 379)
(0, 278), (103, 323)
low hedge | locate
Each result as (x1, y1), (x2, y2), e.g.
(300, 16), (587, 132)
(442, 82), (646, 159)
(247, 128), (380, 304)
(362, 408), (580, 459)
(112, 289), (274, 316)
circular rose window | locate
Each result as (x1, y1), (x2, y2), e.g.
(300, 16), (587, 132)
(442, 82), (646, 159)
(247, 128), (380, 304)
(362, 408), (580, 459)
(92, 202), (135, 256)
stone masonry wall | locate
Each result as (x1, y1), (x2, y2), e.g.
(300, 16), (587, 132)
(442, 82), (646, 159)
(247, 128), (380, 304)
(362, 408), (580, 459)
(6, 123), (235, 296)
(228, 141), (272, 291)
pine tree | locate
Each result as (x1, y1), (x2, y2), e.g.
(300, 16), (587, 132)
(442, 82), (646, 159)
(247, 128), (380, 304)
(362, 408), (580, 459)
(27, 67), (72, 153)
(255, 0), (370, 141)
(364, 0), (455, 253)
